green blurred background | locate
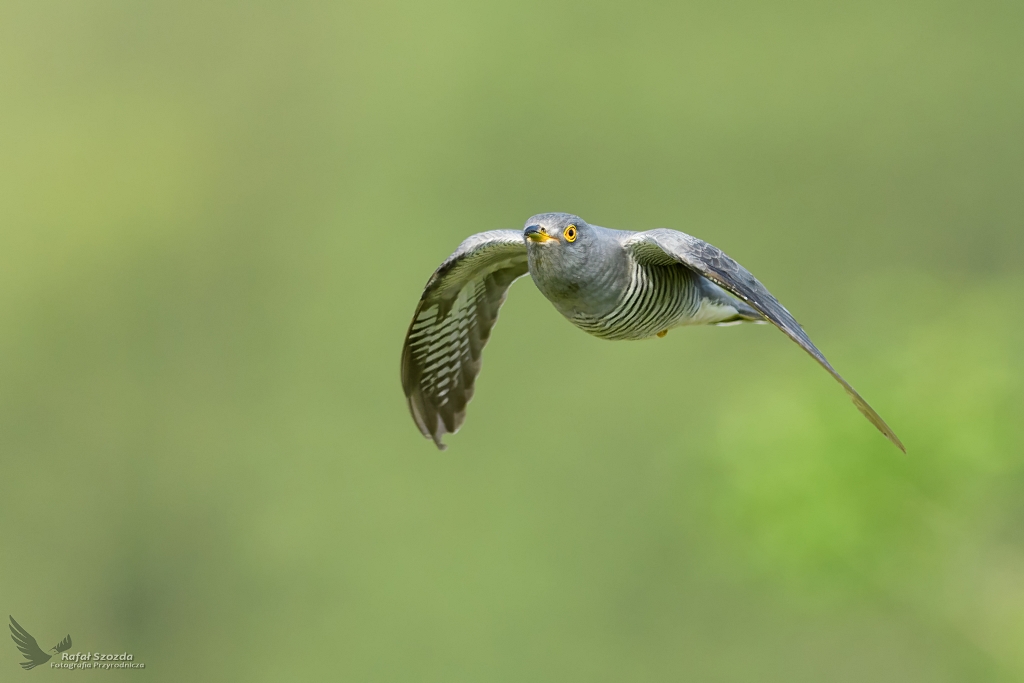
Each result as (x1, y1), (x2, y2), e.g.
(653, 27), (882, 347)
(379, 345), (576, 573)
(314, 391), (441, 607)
(1, 0), (1022, 680)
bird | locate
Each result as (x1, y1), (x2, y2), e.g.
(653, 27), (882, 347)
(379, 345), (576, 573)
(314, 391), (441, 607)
(9, 616), (72, 670)
(401, 212), (904, 452)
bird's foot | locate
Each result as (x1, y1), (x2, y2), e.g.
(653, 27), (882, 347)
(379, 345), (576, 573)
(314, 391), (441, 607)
(656, 329), (668, 338)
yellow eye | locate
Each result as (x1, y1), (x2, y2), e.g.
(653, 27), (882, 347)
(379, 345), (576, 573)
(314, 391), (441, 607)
(564, 225), (577, 242)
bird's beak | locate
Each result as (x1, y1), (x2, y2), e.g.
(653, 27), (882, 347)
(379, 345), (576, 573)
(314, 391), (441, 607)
(524, 225), (557, 243)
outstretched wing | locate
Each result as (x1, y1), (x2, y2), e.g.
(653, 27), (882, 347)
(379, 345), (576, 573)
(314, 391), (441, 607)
(9, 616), (52, 670)
(625, 229), (904, 452)
(401, 230), (529, 449)
(53, 634), (72, 653)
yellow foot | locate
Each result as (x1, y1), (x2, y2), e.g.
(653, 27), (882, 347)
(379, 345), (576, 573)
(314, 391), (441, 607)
(656, 329), (668, 338)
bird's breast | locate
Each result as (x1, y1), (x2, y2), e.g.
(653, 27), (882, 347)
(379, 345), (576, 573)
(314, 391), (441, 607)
(529, 247), (630, 319)
(569, 260), (702, 340)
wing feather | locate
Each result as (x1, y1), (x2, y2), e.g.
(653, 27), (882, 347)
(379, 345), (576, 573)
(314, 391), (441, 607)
(401, 230), (529, 449)
(625, 229), (905, 452)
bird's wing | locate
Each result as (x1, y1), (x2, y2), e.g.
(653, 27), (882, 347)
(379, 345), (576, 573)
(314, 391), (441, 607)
(402, 230), (530, 449)
(9, 616), (52, 670)
(54, 634), (72, 653)
(624, 229), (904, 452)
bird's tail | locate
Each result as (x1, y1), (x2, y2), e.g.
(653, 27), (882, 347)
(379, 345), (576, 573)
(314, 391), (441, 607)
(699, 280), (767, 326)
(713, 300), (766, 326)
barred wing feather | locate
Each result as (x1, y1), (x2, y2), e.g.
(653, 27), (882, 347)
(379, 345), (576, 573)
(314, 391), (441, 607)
(401, 230), (529, 449)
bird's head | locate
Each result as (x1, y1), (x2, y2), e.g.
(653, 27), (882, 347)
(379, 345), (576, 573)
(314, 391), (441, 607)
(523, 213), (590, 248)
(523, 213), (618, 306)
(524, 211), (602, 301)
(523, 213), (597, 276)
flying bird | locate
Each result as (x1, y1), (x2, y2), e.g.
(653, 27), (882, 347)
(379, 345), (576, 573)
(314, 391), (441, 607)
(9, 616), (72, 670)
(401, 213), (903, 452)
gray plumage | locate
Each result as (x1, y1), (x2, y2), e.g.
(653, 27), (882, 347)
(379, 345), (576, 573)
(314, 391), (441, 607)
(401, 212), (904, 452)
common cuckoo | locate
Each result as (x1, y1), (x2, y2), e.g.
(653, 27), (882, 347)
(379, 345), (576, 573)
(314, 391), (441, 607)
(401, 213), (903, 452)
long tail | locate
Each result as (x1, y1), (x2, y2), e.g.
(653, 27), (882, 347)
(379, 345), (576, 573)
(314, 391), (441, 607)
(700, 280), (767, 326)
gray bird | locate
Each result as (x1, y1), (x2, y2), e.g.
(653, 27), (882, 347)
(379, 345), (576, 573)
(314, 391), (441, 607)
(401, 213), (904, 452)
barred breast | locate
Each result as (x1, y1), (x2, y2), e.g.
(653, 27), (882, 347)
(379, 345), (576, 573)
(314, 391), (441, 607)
(571, 259), (702, 340)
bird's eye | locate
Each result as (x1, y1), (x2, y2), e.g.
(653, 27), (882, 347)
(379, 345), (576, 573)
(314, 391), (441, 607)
(564, 225), (577, 242)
